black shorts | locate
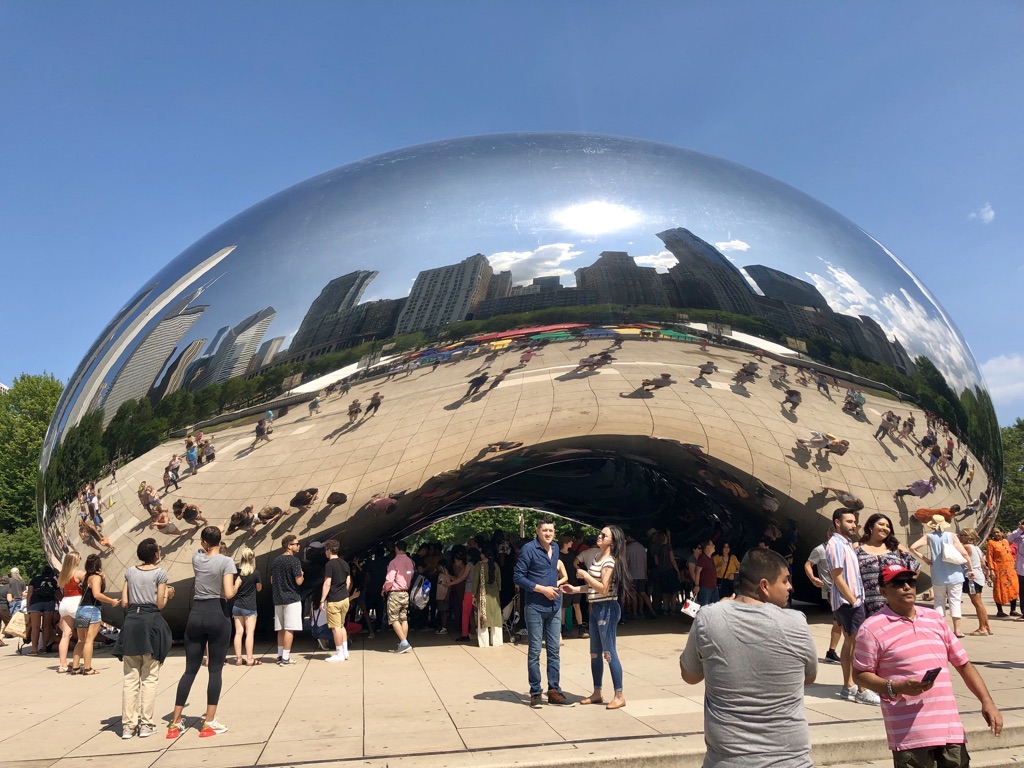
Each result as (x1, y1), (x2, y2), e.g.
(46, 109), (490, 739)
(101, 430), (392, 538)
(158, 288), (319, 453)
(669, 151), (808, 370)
(833, 603), (866, 636)
(965, 579), (984, 596)
(633, 578), (647, 594)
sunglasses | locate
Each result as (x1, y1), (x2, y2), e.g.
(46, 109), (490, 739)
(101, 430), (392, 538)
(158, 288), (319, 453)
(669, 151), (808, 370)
(888, 579), (917, 588)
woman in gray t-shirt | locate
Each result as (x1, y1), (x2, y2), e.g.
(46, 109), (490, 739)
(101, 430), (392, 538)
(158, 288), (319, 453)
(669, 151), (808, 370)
(119, 538), (174, 738)
(167, 527), (238, 739)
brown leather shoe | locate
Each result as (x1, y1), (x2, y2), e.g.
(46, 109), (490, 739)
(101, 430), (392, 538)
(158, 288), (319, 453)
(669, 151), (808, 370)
(547, 688), (572, 706)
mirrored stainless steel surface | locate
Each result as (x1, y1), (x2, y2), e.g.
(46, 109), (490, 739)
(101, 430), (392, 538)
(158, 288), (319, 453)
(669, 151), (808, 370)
(38, 133), (1001, 628)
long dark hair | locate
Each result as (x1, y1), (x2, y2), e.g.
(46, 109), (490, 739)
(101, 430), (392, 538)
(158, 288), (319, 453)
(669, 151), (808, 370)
(606, 525), (635, 603)
(84, 553), (104, 590)
(480, 545), (497, 585)
(859, 513), (899, 551)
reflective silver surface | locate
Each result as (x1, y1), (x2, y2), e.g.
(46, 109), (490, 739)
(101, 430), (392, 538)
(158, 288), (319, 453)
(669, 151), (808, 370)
(39, 133), (1001, 628)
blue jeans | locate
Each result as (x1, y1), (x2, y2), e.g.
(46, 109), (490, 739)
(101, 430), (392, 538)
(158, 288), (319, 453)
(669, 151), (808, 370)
(589, 600), (622, 692)
(697, 587), (720, 606)
(525, 601), (561, 695)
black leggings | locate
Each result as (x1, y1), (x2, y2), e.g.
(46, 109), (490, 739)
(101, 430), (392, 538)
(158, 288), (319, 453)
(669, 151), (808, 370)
(175, 599), (231, 707)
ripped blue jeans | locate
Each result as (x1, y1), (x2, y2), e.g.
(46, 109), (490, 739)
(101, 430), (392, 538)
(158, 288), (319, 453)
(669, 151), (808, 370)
(589, 599), (622, 692)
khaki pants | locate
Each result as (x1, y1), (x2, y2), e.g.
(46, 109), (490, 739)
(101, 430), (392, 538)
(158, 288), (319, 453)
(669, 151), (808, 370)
(122, 654), (161, 729)
(892, 743), (968, 768)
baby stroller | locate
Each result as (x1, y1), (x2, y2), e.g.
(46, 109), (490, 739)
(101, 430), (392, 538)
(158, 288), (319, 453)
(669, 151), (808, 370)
(501, 591), (522, 645)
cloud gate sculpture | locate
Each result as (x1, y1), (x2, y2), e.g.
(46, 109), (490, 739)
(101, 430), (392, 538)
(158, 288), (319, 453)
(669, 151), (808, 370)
(39, 132), (1001, 629)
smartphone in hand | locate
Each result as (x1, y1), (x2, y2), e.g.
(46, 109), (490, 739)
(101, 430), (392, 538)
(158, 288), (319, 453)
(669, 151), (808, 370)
(921, 667), (941, 685)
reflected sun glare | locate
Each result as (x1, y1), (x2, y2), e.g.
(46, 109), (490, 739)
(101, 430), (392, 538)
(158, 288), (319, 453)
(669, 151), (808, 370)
(552, 201), (641, 235)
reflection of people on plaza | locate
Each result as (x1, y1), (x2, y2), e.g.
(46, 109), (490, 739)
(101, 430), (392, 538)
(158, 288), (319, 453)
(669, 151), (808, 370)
(258, 505), (285, 527)
(363, 392), (383, 418)
(893, 476), (937, 501)
(250, 419), (272, 448)
(693, 361), (717, 382)
(853, 563), (1002, 767)
(821, 486), (865, 512)
(731, 361), (759, 383)
(642, 373), (676, 392)
(289, 488), (319, 511)
(226, 506), (260, 535)
(768, 363), (788, 385)
(795, 431), (848, 457)
(781, 388), (802, 412)
(985, 527), (1019, 618)
(680, 548), (817, 767)
(150, 507), (188, 537)
(487, 367), (514, 390)
(346, 399), (362, 423)
(518, 349), (538, 366)
(465, 372), (489, 397)
(173, 499), (208, 529)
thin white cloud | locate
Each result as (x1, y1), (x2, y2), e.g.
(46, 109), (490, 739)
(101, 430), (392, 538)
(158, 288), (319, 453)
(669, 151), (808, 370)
(714, 239), (750, 252)
(488, 243), (584, 286)
(633, 250), (677, 273)
(968, 203), (995, 224)
(804, 262), (978, 392)
(980, 353), (1024, 408)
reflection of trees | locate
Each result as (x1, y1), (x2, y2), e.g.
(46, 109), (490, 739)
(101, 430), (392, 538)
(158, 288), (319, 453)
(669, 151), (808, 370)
(997, 421), (1023, 532)
(45, 411), (106, 505)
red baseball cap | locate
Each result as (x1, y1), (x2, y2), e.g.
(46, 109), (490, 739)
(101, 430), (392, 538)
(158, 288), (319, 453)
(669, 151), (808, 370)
(881, 564), (917, 584)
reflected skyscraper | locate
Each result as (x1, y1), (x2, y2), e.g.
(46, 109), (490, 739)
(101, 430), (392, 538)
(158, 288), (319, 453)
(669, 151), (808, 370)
(290, 270), (377, 355)
(396, 254), (492, 334)
(575, 251), (669, 306)
(192, 307), (276, 388)
(100, 296), (207, 426)
(150, 338), (207, 402)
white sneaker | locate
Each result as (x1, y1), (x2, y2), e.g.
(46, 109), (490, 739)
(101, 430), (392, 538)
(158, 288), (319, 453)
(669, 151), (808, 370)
(855, 689), (881, 706)
(325, 654), (346, 663)
(840, 686), (857, 701)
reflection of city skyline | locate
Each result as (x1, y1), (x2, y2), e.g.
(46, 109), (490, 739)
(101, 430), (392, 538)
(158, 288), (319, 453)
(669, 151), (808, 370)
(88, 223), (923, 409)
(229, 225), (916, 378)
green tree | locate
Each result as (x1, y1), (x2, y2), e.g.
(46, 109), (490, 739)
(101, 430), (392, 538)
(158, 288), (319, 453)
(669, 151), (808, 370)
(0, 525), (47, 580)
(0, 373), (63, 531)
(998, 419), (1024, 532)
(411, 507), (595, 548)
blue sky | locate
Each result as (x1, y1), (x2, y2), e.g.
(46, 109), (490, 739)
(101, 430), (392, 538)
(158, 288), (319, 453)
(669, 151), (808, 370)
(2, 4), (1022, 424)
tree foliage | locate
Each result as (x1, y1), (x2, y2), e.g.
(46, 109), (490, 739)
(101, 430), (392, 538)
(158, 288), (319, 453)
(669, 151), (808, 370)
(409, 507), (596, 548)
(0, 373), (63, 530)
(998, 419), (1024, 531)
(0, 525), (47, 580)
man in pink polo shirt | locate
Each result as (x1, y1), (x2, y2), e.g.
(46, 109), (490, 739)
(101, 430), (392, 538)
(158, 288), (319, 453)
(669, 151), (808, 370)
(853, 563), (1002, 767)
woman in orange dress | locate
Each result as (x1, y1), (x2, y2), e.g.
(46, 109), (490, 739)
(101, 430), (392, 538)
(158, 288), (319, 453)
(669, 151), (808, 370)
(985, 528), (1019, 617)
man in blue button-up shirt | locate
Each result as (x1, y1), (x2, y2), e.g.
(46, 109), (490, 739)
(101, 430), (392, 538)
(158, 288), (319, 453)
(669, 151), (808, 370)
(514, 517), (572, 707)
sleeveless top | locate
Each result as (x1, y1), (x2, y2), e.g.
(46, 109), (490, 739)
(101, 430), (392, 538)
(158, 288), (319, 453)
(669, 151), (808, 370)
(587, 556), (617, 602)
(965, 544), (984, 584)
(61, 576), (83, 598)
(927, 531), (965, 586)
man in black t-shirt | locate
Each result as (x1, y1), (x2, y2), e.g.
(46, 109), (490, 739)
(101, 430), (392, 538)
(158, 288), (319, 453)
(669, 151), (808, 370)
(319, 539), (351, 662)
(270, 535), (304, 665)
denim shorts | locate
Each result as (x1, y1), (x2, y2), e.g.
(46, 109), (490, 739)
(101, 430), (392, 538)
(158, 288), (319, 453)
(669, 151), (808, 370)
(28, 602), (55, 614)
(232, 606), (257, 617)
(74, 604), (102, 628)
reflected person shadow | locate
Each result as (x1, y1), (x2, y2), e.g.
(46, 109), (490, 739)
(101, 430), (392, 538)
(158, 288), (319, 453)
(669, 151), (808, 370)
(619, 388), (654, 399)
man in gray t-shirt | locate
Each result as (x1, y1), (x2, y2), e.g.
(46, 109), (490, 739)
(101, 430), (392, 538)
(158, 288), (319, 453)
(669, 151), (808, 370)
(680, 548), (817, 768)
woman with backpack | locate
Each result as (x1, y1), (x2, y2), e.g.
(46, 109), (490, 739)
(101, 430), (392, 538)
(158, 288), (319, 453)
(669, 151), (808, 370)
(24, 565), (60, 655)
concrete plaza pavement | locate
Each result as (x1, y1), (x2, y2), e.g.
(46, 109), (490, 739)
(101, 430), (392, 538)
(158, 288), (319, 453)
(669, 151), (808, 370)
(2, 604), (1022, 768)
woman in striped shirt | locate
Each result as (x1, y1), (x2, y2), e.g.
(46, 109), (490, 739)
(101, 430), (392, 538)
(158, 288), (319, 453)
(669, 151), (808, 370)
(560, 525), (634, 710)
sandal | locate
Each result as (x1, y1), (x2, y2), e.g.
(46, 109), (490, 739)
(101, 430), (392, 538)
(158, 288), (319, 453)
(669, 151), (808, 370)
(57, 666), (68, 673)
(248, 658), (263, 666)
(579, 696), (604, 705)
(968, 629), (988, 636)
(606, 699), (627, 710)
(954, 633), (966, 638)
(82, 668), (99, 675)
